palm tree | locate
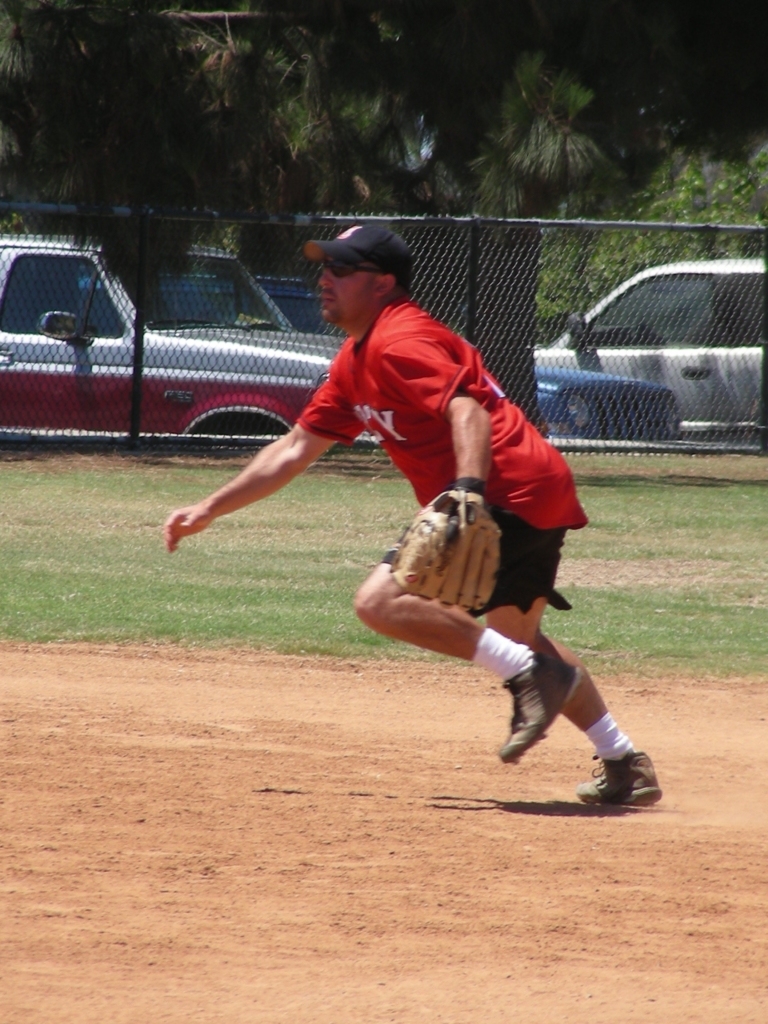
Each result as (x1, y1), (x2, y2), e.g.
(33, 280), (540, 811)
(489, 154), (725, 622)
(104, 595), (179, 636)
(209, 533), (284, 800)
(474, 51), (611, 218)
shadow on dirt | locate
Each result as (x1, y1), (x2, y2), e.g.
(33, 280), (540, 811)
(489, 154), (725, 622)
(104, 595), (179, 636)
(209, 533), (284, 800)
(428, 795), (643, 817)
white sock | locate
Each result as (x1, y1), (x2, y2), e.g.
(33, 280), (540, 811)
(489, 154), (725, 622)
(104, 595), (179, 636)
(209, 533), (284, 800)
(471, 627), (535, 681)
(585, 713), (634, 760)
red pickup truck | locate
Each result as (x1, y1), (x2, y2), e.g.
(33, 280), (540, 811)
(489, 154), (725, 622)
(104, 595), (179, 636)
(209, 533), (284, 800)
(0, 238), (338, 439)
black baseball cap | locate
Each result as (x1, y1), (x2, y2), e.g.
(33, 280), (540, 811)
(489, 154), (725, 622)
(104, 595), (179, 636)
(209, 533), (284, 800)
(303, 225), (413, 291)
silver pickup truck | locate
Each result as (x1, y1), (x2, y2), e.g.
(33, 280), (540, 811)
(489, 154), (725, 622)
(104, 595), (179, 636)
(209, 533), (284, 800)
(537, 260), (764, 437)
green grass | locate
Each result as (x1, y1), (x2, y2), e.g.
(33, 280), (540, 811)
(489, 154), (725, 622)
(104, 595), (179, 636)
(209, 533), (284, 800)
(0, 450), (765, 677)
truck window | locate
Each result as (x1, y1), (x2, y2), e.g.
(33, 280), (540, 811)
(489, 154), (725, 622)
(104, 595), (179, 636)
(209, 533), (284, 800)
(0, 254), (124, 337)
(146, 257), (288, 331)
(711, 274), (763, 346)
(591, 275), (713, 347)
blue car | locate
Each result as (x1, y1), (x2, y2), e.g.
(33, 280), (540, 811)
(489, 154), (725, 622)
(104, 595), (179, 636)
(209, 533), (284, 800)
(256, 276), (681, 442)
(252, 275), (336, 335)
(535, 365), (680, 441)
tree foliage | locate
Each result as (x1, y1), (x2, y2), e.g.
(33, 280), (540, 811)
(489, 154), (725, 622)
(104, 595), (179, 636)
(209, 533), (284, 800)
(0, 1), (766, 218)
(0, 0), (301, 208)
(620, 148), (768, 225)
(472, 52), (611, 217)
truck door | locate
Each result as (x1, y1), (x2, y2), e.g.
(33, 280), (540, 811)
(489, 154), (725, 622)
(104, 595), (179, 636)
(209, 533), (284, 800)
(0, 253), (129, 432)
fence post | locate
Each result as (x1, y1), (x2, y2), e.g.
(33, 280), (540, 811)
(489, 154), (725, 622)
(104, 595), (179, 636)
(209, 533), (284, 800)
(760, 228), (768, 454)
(465, 217), (480, 344)
(469, 222), (541, 424)
(129, 210), (149, 447)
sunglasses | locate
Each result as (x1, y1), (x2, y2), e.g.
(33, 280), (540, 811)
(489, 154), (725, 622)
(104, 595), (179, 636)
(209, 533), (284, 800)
(321, 260), (383, 278)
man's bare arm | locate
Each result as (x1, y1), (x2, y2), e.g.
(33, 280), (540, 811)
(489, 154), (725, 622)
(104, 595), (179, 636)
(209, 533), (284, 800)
(164, 425), (333, 551)
(445, 395), (492, 483)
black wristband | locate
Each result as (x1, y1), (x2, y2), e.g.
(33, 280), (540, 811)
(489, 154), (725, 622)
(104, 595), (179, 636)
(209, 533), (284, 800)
(453, 476), (486, 496)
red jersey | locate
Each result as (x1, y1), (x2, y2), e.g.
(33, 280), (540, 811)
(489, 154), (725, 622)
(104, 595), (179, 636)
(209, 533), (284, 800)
(298, 298), (587, 530)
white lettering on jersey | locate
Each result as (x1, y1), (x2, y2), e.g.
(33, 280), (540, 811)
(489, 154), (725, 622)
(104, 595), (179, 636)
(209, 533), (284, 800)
(353, 404), (408, 442)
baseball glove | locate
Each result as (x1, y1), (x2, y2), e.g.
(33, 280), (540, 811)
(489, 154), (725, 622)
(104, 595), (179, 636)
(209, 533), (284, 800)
(391, 487), (501, 611)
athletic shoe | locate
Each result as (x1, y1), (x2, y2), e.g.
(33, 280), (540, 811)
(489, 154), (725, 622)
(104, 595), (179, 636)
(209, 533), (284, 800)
(498, 654), (581, 763)
(575, 750), (662, 806)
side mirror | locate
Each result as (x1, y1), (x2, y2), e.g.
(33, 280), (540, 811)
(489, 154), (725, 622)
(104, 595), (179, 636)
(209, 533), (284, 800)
(566, 312), (591, 351)
(38, 310), (88, 343)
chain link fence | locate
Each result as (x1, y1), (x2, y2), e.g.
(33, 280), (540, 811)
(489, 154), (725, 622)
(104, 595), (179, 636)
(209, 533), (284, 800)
(0, 202), (765, 453)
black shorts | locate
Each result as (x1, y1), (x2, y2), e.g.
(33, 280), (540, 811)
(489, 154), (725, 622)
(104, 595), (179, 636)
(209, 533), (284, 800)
(382, 507), (571, 616)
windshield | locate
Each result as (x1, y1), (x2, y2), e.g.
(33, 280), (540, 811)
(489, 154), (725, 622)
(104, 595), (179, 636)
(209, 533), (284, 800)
(146, 257), (289, 331)
(254, 275), (333, 335)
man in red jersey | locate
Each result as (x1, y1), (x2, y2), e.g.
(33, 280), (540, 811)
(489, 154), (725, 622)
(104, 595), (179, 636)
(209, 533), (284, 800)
(164, 226), (661, 806)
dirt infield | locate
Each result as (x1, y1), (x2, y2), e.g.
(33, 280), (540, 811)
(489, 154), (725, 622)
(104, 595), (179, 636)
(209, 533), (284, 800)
(2, 644), (767, 1023)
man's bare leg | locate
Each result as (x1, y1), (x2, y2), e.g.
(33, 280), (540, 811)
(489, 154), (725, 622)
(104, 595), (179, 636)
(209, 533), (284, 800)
(354, 562), (484, 659)
(354, 564), (579, 761)
(356, 566), (609, 731)
(485, 599), (608, 732)
(484, 600), (663, 808)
